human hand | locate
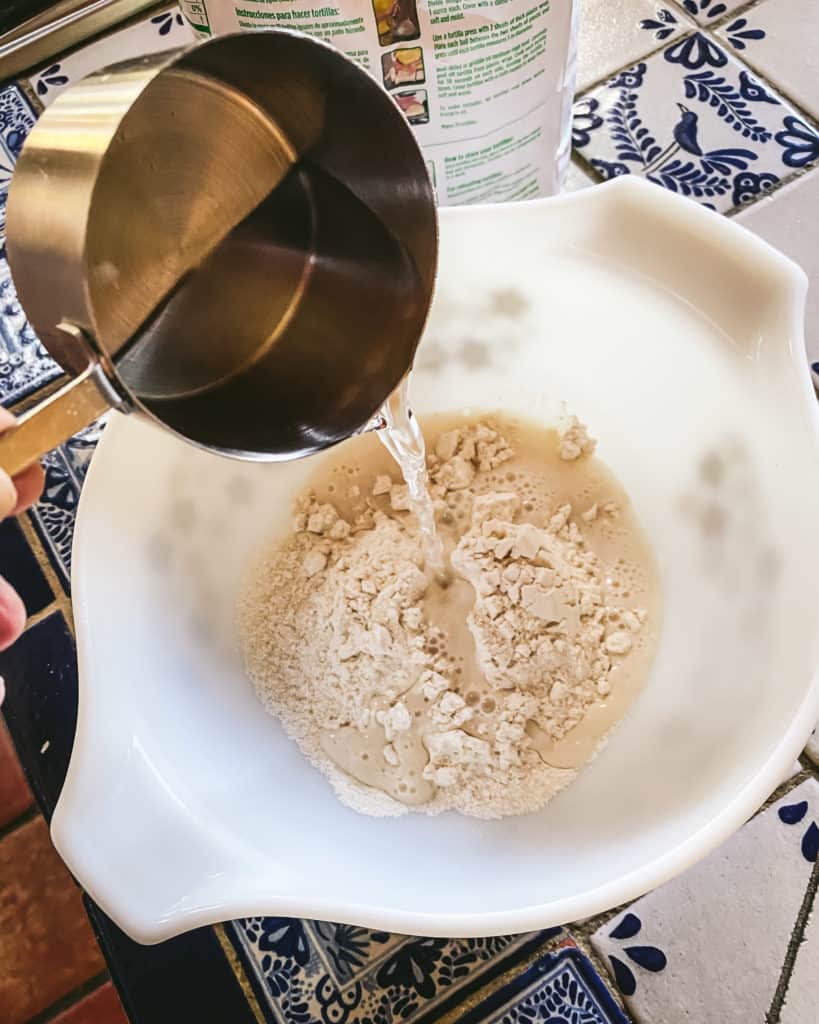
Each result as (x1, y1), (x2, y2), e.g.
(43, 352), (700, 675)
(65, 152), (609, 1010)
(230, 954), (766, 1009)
(0, 407), (45, 657)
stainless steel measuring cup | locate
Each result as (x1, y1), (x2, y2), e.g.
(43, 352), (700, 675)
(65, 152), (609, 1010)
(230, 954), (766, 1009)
(0, 28), (438, 474)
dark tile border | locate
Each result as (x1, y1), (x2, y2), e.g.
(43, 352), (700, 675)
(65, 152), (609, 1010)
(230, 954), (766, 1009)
(0, 517), (52, 615)
(86, 903), (259, 1024)
(0, 610), (76, 818)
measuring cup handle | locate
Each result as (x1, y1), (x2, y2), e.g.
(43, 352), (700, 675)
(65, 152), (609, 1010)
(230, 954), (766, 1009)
(0, 368), (114, 478)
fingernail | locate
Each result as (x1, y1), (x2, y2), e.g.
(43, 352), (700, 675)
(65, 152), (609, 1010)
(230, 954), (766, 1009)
(0, 676), (5, 706)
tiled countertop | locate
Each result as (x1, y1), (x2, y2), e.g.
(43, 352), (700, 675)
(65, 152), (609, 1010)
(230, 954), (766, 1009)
(0, 2), (817, 1022)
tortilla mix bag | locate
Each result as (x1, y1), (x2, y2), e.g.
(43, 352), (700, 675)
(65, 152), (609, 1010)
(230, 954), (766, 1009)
(178, 0), (578, 204)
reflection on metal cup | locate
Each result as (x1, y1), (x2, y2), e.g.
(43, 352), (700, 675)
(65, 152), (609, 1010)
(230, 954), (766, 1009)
(0, 28), (438, 475)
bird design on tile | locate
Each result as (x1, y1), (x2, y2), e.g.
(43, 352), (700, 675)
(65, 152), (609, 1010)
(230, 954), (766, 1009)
(644, 103), (756, 176)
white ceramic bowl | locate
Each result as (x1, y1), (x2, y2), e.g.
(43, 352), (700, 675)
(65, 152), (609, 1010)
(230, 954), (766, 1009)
(54, 178), (819, 944)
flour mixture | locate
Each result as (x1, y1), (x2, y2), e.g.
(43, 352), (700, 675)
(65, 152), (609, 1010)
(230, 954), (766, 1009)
(240, 414), (661, 818)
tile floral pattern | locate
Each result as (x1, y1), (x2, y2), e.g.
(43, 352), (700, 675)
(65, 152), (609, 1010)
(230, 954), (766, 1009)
(595, 914), (667, 998)
(717, 14), (766, 53)
(28, 4), (193, 106)
(717, 0), (819, 121)
(460, 945), (632, 1024)
(0, 85), (36, 242)
(591, 779), (819, 1023)
(230, 919), (577, 1024)
(638, 5), (691, 44)
(572, 34), (819, 211)
(29, 419), (107, 591)
(576, 0), (693, 92)
(778, 794), (819, 861)
(0, 254), (61, 406)
(0, 86), (62, 405)
(671, 0), (748, 25)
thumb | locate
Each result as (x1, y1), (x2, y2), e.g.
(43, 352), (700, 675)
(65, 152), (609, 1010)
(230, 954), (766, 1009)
(0, 574), (26, 651)
(0, 470), (17, 519)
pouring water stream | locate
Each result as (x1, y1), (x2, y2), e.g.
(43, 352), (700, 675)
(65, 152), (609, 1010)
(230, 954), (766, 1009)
(376, 377), (449, 583)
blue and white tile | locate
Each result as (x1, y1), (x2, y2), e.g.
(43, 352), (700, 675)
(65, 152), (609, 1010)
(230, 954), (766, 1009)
(0, 255), (61, 406)
(735, 169), (819, 372)
(0, 84), (62, 404)
(717, 0), (819, 122)
(229, 917), (570, 1024)
(0, 84), (37, 241)
(563, 159), (596, 191)
(577, 0), (693, 92)
(670, 0), (748, 25)
(780, 896), (819, 1024)
(29, 418), (107, 592)
(591, 778), (819, 1023)
(462, 943), (631, 1024)
(29, 4), (194, 107)
(573, 35), (819, 211)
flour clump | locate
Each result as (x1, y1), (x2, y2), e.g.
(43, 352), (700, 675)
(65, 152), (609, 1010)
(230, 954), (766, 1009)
(240, 415), (660, 818)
